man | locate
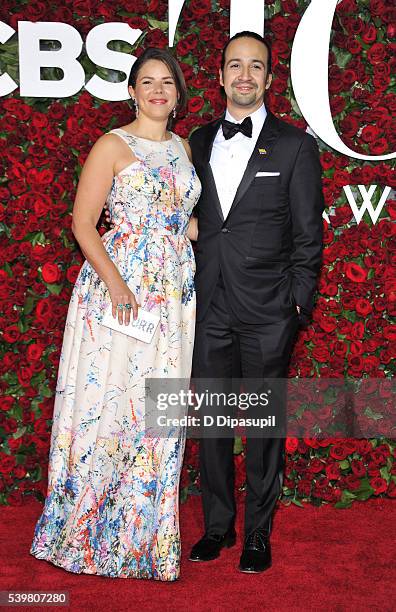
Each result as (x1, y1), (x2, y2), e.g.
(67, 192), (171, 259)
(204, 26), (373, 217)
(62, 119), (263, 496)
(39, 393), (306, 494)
(188, 31), (324, 573)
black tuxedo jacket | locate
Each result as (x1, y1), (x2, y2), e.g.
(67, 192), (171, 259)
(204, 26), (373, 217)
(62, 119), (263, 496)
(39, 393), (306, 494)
(189, 110), (325, 325)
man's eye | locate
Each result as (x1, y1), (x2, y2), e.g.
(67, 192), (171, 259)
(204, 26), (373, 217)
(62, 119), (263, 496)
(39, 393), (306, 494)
(252, 64), (262, 70)
(230, 63), (239, 68)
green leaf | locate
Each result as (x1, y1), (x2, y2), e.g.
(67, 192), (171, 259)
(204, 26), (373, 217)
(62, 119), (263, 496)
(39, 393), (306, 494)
(334, 499), (353, 509)
(364, 407), (383, 421)
(233, 436), (244, 455)
(355, 490), (373, 501)
(380, 467), (390, 483)
(339, 460), (350, 470)
(17, 318), (29, 334)
(23, 296), (36, 315)
(290, 498), (304, 507)
(2, 261), (12, 276)
(30, 231), (46, 246)
(333, 48), (352, 69)
(46, 283), (63, 295)
(38, 383), (53, 398)
(343, 310), (357, 323)
(147, 18), (168, 32)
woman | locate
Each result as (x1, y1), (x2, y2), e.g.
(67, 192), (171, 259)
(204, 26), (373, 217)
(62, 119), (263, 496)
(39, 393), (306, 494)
(30, 48), (201, 581)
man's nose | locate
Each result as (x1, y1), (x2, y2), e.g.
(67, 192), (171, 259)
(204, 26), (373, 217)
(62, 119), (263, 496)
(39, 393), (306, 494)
(239, 66), (252, 80)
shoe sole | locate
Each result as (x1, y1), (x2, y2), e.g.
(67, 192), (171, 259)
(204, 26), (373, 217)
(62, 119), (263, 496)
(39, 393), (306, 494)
(238, 562), (272, 573)
(188, 538), (236, 562)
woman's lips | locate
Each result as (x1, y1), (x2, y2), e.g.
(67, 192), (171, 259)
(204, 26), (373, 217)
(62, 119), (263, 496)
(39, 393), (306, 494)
(149, 99), (167, 104)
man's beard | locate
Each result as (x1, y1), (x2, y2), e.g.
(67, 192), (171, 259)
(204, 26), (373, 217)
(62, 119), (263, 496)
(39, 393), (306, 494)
(231, 86), (259, 107)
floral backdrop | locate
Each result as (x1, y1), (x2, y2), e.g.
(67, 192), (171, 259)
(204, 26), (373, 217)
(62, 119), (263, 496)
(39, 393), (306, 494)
(0, 0), (395, 508)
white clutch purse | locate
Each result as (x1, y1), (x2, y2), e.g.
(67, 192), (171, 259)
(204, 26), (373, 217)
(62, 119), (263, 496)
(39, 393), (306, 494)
(101, 305), (160, 343)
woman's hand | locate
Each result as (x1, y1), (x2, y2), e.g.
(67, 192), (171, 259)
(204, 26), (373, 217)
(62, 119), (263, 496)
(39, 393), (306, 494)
(108, 278), (139, 325)
(187, 216), (198, 241)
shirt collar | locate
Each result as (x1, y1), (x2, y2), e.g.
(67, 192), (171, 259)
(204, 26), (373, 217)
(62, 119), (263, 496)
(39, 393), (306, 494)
(224, 102), (267, 138)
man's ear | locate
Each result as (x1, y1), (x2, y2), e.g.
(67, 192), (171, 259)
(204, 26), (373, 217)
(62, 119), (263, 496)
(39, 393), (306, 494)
(219, 68), (224, 87)
(265, 73), (273, 90)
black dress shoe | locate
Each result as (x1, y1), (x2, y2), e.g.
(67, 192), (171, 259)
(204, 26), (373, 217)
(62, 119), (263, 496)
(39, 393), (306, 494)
(189, 527), (236, 561)
(238, 529), (272, 573)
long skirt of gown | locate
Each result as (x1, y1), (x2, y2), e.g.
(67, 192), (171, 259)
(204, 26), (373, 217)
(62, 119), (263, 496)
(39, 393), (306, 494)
(30, 227), (196, 580)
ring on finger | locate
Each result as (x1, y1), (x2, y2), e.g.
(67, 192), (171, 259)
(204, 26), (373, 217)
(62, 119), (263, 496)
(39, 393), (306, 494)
(124, 303), (132, 310)
(117, 304), (124, 310)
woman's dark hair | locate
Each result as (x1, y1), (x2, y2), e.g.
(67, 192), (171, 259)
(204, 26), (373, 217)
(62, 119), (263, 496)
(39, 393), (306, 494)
(221, 31), (272, 75)
(128, 47), (187, 117)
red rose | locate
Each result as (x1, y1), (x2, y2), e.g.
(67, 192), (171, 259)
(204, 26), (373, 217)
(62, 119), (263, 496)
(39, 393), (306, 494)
(361, 125), (382, 143)
(382, 325), (396, 341)
(297, 480), (311, 497)
(345, 262), (368, 283)
(188, 96), (205, 113)
(350, 459), (366, 477)
(41, 263), (61, 284)
(35, 298), (53, 323)
(367, 43), (386, 64)
(285, 437), (299, 453)
(344, 475), (361, 491)
(0, 454), (16, 474)
(189, 0), (211, 16)
(13, 465), (27, 479)
(308, 458), (324, 473)
(270, 15), (289, 40)
(388, 482), (396, 498)
(2, 325), (21, 343)
(361, 24), (377, 44)
(369, 477), (388, 495)
(311, 346), (330, 363)
(346, 38), (361, 55)
(355, 299), (372, 316)
(329, 444), (350, 460)
(66, 264), (81, 284)
(0, 397), (14, 411)
(326, 462), (341, 480)
(26, 343), (44, 361)
(370, 139), (389, 155)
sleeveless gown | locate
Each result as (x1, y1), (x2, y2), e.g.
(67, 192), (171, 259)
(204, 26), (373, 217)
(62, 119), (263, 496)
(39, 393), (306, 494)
(30, 129), (201, 581)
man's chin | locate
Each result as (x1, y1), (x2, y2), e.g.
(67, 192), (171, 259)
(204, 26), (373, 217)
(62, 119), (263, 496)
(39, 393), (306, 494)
(231, 93), (259, 107)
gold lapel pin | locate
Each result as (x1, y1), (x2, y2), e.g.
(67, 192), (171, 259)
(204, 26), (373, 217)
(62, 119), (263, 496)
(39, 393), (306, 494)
(258, 148), (267, 155)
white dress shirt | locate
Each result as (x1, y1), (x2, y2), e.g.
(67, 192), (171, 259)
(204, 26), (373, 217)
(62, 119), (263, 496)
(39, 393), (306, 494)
(210, 103), (267, 219)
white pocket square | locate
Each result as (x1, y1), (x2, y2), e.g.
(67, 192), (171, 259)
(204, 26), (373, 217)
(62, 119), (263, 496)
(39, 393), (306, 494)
(255, 171), (280, 177)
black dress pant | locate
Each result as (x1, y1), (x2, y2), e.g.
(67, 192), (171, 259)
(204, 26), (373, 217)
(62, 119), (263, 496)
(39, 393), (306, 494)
(192, 275), (299, 537)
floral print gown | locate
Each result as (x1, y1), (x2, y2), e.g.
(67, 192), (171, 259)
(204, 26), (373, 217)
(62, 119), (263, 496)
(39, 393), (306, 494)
(30, 129), (201, 581)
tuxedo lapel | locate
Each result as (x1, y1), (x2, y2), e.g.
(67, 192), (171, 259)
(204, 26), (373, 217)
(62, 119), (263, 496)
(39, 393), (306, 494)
(200, 116), (224, 222)
(225, 111), (281, 219)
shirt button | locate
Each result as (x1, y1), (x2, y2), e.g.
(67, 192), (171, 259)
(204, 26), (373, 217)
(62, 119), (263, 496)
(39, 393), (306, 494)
(221, 228), (231, 233)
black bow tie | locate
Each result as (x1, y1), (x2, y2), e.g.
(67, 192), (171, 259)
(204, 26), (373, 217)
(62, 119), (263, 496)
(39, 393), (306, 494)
(221, 116), (253, 140)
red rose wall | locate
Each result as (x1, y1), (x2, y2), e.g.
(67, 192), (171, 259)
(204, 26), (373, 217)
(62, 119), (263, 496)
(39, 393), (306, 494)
(0, 0), (395, 508)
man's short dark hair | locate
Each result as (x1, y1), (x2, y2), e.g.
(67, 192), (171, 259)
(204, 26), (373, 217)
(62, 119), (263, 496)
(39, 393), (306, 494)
(221, 31), (272, 75)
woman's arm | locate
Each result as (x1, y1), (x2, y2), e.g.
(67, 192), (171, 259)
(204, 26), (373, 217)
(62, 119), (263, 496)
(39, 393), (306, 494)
(180, 138), (199, 242)
(71, 135), (139, 323)
(187, 216), (198, 241)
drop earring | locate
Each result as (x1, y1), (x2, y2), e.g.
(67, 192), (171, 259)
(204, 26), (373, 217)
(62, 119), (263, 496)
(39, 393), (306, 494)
(132, 98), (139, 117)
(172, 106), (177, 119)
